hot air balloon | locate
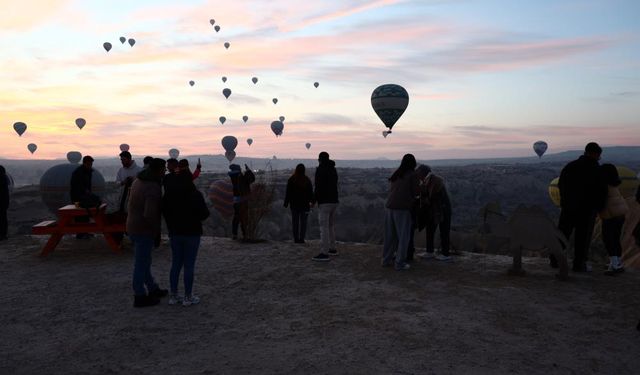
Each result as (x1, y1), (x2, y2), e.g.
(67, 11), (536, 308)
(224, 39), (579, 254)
(208, 179), (234, 218)
(67, 151), (82, 163)
(279, 116), (285, 122)
(219, 116), (226, 125)
(75, 118), (86, 129)
(371, 84), (409, 133)
(305, 143), (311, 150)
(272, 98), (278, 104)
(242, 115), (249, 123)
(222, 76), (227, 83)
(13, 122), (27, 136)
(314, 82), (319, 88)
(209, 19), (215, 25)
(119, 144), (130, 152)
(225, 151), (236, 162)
(189, 80), (195, 86)
(382, 130), (390, 138)
(247, 138), (253, 146)
(224, 42), (230, 49)
(128, 38), (136, 47)
(103, 42), (112, 52)
(168, 148), (179, 159)
(214, 25), (220, 32)
(27, 143), (37, 154)
(270, 121), (284, 137)
(221, 135), (238, 152)
(119, 37), (126, 44)
(533, 141), (548, 158)
(222, 88), (232, 99)
(252, 77), (258, 84)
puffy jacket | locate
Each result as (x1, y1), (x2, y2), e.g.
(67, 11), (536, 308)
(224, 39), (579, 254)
(600, 185), (628, 220)
(126, 171), (162, 237)
(314, 160), (338, 204)
(163, 177), (210, 236)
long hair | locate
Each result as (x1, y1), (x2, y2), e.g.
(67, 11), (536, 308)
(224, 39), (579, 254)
(601, 163), (621, 187)
(290, 163), (307, 187)
(389, 154), (417, 182)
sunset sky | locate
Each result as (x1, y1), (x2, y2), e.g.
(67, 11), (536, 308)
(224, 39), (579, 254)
(1, 0), (639, 160)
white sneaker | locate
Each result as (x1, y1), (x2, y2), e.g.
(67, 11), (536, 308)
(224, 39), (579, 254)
(418, 252), (435, 259)
(168, 295), (183, 306)
(183, 295), (200, 307)
(435, 254), (453, 262)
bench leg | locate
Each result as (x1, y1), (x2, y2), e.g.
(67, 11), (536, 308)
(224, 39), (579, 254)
(40, 234), (63, 257)
(103, 233), (123, 254)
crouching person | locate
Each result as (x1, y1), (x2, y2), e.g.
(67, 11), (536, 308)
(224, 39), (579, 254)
(127, 158), (168, 308)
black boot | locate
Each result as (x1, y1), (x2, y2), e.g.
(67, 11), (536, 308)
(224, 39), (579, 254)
(134, 295), (160, 308)
(148, 288), (168, 299)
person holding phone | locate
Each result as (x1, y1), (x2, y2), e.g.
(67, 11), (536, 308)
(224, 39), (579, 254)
(228, 163), (255, 240)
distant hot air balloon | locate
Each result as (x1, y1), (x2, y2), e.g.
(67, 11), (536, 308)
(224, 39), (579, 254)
(314, 82), (319, 88)
(128, 38), (136, 47)
(13, 122), (27, 136)
(209, 19), (215, 25)
(221, 135), (238, 152)
(533, 141), (548, 158)
(382, 130), (390, 138)
(67, 151), (82, 164)
(27, 143), (37, 154)
(119, 144), (130, 152)
(272, 98), (278, 105)
(169, 148), (180, 159)
(222, 88), (232, 99)
(189, 80), (195, 86)
(222, 76), (227, 83)
(305, 143), (311, 150)
(371, 84), (409, 133)
(103, 42), (112, 52)
(75, 118), (86, 129)
(270, 121), (284, 137)
(246, 138), (253, 146)
(252, 77), (258, 84)
(219, 116), (226, 125)
(224, 42), (230, 49)
(279, 116), (285, 122)
(225, 151), (236, 162)
(214, 25), (220, 32)
(242, 115), (248, 123)
(119, 36), (126, 44)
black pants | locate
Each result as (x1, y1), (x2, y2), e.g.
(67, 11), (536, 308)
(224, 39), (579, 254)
(602, 216), (625, 257)
(558, 209), (596, 267)
(232, 202), (248, 237)
(425, 209), (451, 256)
(0, 208), (7, 239)
(291, 208), (309, 242)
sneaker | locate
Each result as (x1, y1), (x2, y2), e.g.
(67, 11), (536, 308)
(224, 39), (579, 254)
(395, 263), (410, 271)
(149, 288), (168, 299)
(418, 252), (435, 259)
(604, 267), (625, 276)
(168, 294), (183, 305)
(183, 295), (200, 307)
(312, 253), (330, 262)
(435, 254), (453, 262)
(328, 249), (338, 256)
(134, 295), (160, 308)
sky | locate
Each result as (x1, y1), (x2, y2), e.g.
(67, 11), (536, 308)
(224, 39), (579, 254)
(1, 0), (639, 161)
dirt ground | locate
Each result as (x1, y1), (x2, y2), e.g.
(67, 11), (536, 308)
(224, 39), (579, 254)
(1, 235), (639, 375)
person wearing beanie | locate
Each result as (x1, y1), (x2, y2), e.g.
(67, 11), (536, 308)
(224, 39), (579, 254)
(599, 163), (628, 275)
(228, 163), (255, 240)
(312, 152), (339, 262)
(415, 164), (453, 262)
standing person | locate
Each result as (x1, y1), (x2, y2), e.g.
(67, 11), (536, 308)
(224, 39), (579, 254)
(284, 164), (314, 244)
(382, 154), (419, 270)
(127, 158), (168, 308)
(312, 152), (339, 262)
(70, 155), (96, 239)
(228, 164), (255, 240)
(0, 166), (9, 241)
(163, 173), (210, 306)
(599, 164), (628, 275)
(116, 151), (142, 213)
(415, 165), (453, 262)
(143, 156), (153, 169)
(163, 158), (179, 195)
(555, 142), (607, 272)
(177, 159), (202, 180)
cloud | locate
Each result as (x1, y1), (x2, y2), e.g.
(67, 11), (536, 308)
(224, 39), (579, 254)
(0, 0), (71, 31)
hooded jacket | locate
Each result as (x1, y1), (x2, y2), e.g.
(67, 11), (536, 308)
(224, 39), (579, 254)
(126, 169), (162, 237)
(314, 160), (338, 204)
(284, 175), (314, 211)
(162, 174), (210, 236)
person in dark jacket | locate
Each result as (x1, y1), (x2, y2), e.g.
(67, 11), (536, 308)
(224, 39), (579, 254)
(70, 155), (96, 239)
(555, 142), (607, 272)
(415, 164), (453, 262)
(0, 165), (9, 241)
(228, 164), (256, 240)
(284, 164), (314, 244)
(312, 152), (339, 262)
(163, 172), (210, 307)
(382, 154), (419, 270)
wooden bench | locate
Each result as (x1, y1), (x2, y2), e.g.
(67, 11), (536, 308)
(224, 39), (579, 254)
(31, 204), (126, 257)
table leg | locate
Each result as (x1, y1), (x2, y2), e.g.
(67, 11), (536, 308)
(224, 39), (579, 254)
(40, 234), (63, 257)
(103, 233), (123, 254)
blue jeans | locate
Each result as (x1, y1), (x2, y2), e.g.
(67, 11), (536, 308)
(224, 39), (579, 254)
(383, 209), (412, 268)
(170, 235), (201, 296)
(131, 234), (159, 297)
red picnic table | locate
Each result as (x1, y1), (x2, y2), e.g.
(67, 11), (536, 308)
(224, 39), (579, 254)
(31, 204), (126, 257)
